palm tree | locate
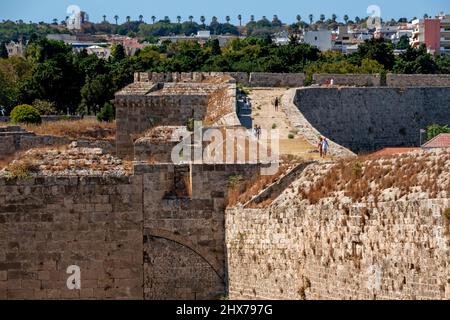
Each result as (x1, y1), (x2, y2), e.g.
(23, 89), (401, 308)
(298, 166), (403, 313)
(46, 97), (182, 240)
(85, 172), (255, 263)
(344, 14), (349, 24)
(238, 14), (242, 26)
(296, 15), (301, 23)
(225, 16), (231, 24)
(424, 13), (429, 19)
(177, 16), (181, 23)
(250, 15), (255, 22)
(320, 14), (325, 23)
(114, 15), (119, 25)
(309, 14), (313, 24)
(102, 15), (107, 23)
(188, 15), (194, 23)
(126, 16), (131, 23)
(200, 15), (206, 26)
(151, 16), (156, 24)
(164, 16), (170, 23)
(331, 14), (337, 22)
(139, 15), (144, 22)
(355, 16), (361, 24)
(52, 18), (58, 25)
(211, 16), (218, 34)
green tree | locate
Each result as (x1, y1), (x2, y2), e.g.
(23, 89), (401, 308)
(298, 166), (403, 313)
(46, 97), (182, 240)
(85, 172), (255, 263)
(111, 44), (126, 63)
(80, 74), (115, 115)
(393, 44), (438, 74)
(0, 42), (7, 58)
(97, 102), (114, 122)
(426, 124), (450, 141)
(353, 38), (395, 70)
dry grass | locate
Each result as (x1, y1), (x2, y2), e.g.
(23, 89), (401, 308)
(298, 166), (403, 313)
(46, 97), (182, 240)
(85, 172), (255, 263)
(226, 156), (305, 207)
(299, 150), (450, 204)
(20, 119), (116, 140)
(3, 158), (39, 179)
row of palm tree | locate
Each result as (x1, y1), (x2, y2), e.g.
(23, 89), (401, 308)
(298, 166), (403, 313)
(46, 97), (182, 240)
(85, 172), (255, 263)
(45, 13), (437, 27)
(93, 14), (362, 26)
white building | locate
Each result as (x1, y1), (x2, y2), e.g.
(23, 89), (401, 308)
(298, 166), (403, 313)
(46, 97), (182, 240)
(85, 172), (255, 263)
(304, 30), (332, 51)
(86, 45), (111, 59)
(5, 41), (26, 57)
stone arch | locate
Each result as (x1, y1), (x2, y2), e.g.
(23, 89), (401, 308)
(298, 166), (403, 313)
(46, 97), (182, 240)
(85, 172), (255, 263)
(144, 228), (224, 280)
(143, 228), (225, 300)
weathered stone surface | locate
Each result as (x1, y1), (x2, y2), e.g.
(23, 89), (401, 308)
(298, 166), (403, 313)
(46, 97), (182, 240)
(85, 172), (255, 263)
(293, 86), (450, 153)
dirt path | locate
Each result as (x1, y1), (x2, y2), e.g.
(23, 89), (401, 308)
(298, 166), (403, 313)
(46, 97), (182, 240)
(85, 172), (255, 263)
(246, 87), (322, 160)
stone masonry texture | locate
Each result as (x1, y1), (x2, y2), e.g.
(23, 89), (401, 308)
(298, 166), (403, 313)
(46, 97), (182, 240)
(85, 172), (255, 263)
(294, 86), (450, 153)
(226, 198), (450, 300)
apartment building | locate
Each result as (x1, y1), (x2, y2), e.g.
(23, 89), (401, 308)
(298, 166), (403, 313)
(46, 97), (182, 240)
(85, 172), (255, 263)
(411, 13), (450, 54)
(441, 15), (450, 54)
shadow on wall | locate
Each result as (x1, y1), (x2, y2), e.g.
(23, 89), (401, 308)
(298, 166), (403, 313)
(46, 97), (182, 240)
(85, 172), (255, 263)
(294, 87), (450, 153)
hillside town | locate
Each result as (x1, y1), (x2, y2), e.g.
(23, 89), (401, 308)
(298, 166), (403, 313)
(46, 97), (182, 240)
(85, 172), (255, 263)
(2, 11), (450, 59)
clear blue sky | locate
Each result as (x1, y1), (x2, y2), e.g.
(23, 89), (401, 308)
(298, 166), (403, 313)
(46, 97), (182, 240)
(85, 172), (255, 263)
(0, 0), (449, 24)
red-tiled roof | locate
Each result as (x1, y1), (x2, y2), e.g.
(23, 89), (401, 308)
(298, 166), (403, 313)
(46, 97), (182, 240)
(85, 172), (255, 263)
(371, 147), (420, 157)
(422, 133), (450, 148)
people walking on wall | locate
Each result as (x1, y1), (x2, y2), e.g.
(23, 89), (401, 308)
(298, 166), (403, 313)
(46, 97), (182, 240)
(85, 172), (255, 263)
(318, 137), (323, 158)
(322, 137), (329, 158)
(256, 125), (262, 140)
(274, 97), (279, 112)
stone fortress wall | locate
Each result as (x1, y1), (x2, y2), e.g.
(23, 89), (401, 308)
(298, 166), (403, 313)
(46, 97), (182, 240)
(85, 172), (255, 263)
(2, 72), (450, 300)
(133, 72), (450, 88)
(293, 86), (450, 153)
(0, 161), (262, 299)
(226, 196), (450, 300)
(0, 126), (69, 160)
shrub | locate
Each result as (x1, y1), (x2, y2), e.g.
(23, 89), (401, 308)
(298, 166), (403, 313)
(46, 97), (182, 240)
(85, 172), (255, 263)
(10, 104), (41, 124)
(228, 174), (244, 187)
(288, 133), (295, 139)
(444, 207), (450, 222)
(97, 102), (114, 122)
(351, 162), (363, 178)
(272, 123), (277, 129)
(5, 160), (38, 179)
(32, 99), (58, 115)
(186, 118), (195, 132)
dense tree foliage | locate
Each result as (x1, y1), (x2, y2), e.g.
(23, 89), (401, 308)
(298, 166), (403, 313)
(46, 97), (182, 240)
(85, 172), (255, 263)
(0, 35), (449, 117)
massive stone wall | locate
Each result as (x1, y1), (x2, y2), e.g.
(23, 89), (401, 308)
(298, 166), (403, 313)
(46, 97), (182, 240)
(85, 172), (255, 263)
(114, 80), (236, 158)
(313, 74), (381, 87)
(0, 126), (69, 160)
(133, 72), (306, 87)
(387, 74), (450, 87)
(0, 161), (262, 300)
(0, 175), (143, 299)
(226, 199), (449, 300)
(248, 73), (306, 87)
(293, 87), (450, 152)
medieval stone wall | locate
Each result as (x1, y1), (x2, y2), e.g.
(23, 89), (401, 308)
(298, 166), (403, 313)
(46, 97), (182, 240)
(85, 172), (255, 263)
(313, 74), (381, 87)
(226, 199), (450, 300)
(387, 74), (450, 87)
(248, 73), (306, 87)
(115, 94), (210, 158)
(0, 162), (262, 300)
(0, 175), (143, 299)
(133, 72), (306, 87)
(0, 126), (69, 160)
(294, 87), (450, 152)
